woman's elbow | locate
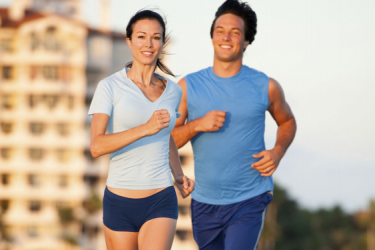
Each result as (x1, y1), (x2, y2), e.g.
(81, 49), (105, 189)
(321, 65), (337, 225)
(90, 143), (101, 158)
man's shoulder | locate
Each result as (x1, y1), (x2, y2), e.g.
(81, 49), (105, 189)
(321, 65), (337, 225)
(184, 67), (212, 88)
(185, 67), (211, 79)
(242, 65), (269, 79)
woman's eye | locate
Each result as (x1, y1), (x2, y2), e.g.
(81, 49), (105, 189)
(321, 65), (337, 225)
(154, 37), (161, 40)
(138, 36), (145, 39)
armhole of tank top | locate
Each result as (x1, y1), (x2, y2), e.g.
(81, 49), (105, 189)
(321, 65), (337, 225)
(185, 76), (191, 120)
(265, 75), (271, 109)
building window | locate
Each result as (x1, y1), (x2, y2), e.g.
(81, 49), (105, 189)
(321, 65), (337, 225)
(1, 174), (9, 185)
(84, 149), (95, 162)
(30, 66), (40, 80)
(28, 174), (40, 187)
(176, 230), (188, 241)
(44, 27), (60, 51)
(30, 32), (39, 51)
(29, 148), (44, 161)
(58, 175), (68, 188)
(83, 175), (98, 187)
(29, 122), (45, 135)
(61, 66), (71, 82)
(27, 226), (39, 237)
(1, 94), (15, 110)
(1, 122), (13, 134)
(55, 149), (70, 162)
(56, 123), (70, 136)
(1, 39), (13, 52)
(179, 155), (187, 165)
(0, 200), (10, 213)
(1, 148), (12, 160)
(178, 205), (188, 216)
(67, 95), (74, 109)
(29, 95), (40, 108)
(2, 66), (13, 80)
(29, 201), (41, 212)
(44, 95), (59, 109)
(43, 66), (58, 80)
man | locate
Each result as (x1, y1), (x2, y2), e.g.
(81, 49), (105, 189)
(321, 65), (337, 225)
(171, 0), (297, 249)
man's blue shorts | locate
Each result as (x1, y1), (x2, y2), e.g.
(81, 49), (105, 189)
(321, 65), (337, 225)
(191, 192), (273, 250)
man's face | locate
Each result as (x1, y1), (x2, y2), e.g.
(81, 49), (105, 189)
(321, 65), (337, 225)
(212, 13), (249, 62)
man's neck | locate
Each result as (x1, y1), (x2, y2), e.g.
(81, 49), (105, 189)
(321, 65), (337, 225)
(212, 57), (243, 78)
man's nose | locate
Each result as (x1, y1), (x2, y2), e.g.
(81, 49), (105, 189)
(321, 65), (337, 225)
(223, 32), (230, 41)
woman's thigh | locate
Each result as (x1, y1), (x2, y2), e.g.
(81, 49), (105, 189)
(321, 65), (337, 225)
(138, 218), (177, 250)
(104, 225), (138, 250)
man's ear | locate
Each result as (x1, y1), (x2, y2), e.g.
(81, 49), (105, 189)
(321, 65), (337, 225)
(243, 40), (250, 51)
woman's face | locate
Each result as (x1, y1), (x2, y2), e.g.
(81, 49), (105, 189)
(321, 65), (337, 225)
(127, 19), (164, 67)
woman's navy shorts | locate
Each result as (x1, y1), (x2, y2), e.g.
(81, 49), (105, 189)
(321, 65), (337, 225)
(103, 186), (178, 232)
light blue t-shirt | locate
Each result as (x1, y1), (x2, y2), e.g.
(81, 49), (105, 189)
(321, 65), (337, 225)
(186, 65), (273, 205)
(88, 68), (182, 190)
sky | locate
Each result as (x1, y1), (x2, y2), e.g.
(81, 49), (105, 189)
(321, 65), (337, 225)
(1, 0), (375, 212)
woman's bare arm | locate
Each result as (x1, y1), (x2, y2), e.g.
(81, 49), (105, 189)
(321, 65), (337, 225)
(169, 135), (195, 198)
(90, 110), (170, 158)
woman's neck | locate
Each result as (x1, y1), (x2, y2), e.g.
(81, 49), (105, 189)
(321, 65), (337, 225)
(127, 60), (157, 87)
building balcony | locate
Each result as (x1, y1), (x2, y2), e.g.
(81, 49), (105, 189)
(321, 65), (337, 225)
(0, 183), (88, 201)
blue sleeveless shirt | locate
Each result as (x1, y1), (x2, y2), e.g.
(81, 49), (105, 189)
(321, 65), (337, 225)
(186, 65), (273, 205)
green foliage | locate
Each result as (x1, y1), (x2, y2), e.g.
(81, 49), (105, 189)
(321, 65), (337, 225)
(62, 235), (78, 245)
(57, 207), (74, 225)
(83, 191), (102, 214)
(260, 183), (369, 250)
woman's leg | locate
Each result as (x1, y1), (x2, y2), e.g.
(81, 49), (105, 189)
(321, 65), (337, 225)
(138, 218), (177, 250)
(104, 225), (139, 250)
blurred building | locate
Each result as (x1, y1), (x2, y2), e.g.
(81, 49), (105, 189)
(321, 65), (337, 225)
(0, 0), (196, 249)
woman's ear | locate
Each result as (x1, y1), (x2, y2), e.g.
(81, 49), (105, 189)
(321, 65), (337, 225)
(126, 38), (132, 49)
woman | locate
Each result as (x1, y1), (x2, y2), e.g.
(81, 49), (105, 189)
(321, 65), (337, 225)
(88, 9), (195, 250)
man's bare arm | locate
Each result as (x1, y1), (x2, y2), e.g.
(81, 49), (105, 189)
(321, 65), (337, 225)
(252, 78), (297, 176)
(172, 78), (226, 148)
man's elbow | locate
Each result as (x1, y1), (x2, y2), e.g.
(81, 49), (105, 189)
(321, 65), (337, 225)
(171, 130), (184, 149)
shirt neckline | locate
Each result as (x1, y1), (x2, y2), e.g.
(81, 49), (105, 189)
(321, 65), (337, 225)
(122, 68), (169, 104)
(208, 65), (246, 83)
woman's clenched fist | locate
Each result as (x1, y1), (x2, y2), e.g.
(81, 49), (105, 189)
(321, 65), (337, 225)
(144, 109), (170, 135)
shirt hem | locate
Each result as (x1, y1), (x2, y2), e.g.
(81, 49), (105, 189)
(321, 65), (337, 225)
(106, 179), (174, 190)
(191, 186), (273, 205)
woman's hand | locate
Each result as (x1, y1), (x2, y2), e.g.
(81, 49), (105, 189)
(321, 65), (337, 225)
(175, 175), (195, 198)
(144, 109), (170, 135)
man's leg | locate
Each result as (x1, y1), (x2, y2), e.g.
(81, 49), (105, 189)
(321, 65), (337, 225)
(224, 193), (273, 250)
(191, 199), (225, 250)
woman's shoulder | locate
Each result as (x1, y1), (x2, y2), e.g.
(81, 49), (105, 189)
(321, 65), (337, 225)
(166, 78), (182, 96)
(97, 69), (127, 92)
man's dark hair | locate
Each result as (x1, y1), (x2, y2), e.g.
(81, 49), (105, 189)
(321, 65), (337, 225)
(210, 0), (257, 44)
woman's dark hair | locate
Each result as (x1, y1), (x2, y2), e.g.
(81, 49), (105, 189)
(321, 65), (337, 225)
(210, 0), (257, 45)
(125, 9), (175, 77)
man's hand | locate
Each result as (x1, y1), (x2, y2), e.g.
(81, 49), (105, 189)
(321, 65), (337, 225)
(175, 175), (195, 198)
(196, 111), (226, 132)
(251, 148), (284, 177)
